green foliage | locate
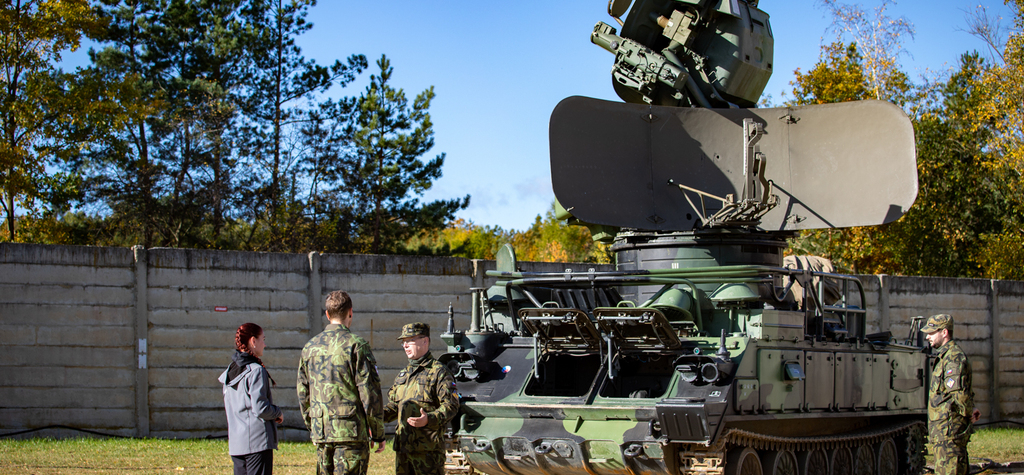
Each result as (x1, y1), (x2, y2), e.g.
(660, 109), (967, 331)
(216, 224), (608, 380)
(398, 207), (612, 264)
(970, 0), (1024, 279)
(45, 4), (464, 255)
(786, 33), (1020, 278)
(815, 0), (915, 103)
(510, 204), (611, 264)
(234, 0), (368, 250)
(401, 219), (512, 259)
(342, 55), (469, 254)
(1, 0), (108, 240)
(788, 42), (870, 105)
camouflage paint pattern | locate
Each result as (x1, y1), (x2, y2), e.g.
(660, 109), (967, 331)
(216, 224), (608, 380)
(315, 441), (368, 475)
(439, 0), (926, 470)
(298, 323), (385, 445)
(450, 307), (930, 475)
(384, 352), (459, 474)
(928, 340), (974, 475)
(395, 450), (445, 475)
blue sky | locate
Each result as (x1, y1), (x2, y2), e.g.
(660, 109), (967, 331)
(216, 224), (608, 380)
(296, 0), (1011, 231)
(65, 0), (1015, 231)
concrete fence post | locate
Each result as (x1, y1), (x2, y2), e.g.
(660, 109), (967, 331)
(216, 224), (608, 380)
(990, 280), (1002, 422)
(308, 252), (323, 338)
(471, 259), (485, 290)
(133, 245), (150, 437)
(878, 274), (890, 334)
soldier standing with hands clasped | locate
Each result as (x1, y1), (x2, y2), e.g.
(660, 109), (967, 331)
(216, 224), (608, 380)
(384, 322), (460, 475)
(921, 313), (982, 475)
(298, 290), (386, 475)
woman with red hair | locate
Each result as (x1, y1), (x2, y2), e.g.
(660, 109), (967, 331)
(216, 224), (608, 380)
(218, 323), (283, 475)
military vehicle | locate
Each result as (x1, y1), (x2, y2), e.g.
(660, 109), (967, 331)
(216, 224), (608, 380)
(437, 1), (929, 475)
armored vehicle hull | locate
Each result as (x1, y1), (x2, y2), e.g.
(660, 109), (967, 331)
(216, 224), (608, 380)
(440, 233), (929, 475)
(437, 1), (928, 473)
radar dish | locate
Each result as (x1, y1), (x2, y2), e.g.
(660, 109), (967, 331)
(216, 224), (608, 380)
(549, 96), (918, 231)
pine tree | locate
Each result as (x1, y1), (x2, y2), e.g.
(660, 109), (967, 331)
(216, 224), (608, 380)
(343, 55), (469, 254)
(234, 0), (366, 250)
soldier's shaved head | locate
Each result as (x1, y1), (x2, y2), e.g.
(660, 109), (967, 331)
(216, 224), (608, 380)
(325, 290), (352, 321)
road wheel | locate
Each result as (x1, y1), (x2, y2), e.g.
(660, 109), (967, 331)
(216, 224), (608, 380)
(762, 450), (798, 475)
(798, 448), (829, 475)
(853, 444), (875, 475)
(875, 438), (897, 475)
(727, 447), (764, 475)
(830, 447), (853, 475)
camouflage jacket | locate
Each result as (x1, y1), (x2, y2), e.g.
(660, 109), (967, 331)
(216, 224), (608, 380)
(928, 340), (974, 442)
(297, 323), (385, 444)
(383, 352), (459, 452)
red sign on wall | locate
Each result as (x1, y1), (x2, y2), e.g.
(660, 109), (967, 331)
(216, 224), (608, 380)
(214, 306), (228, 312)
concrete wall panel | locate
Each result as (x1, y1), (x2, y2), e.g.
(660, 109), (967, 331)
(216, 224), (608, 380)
(0, 243), (133, 267)
(0, 367), (134, 387)
(148, 288), (307, 311)
(0, 263), (133, 286)
(148, 348), (229, 368)
(0, 283), (133, 306)
(0, 388), (133, 408)
(342, 292), (466, 314)
(0, 408), (135, 429)
(998, 371), (1024, 387)
(888, 293), (989, 312)
(0, 303), (134, 326)
(149, 328), (242, 349)
(151, 409), (226, 431)
(957, 341), (992, 357)
(148, 348), (302, 368)
(3, 242), (1022, 438)
(148, 328), (311, 352)
(1002, 402), (1024, 417)
(325, 273), (470, 295)
(1002, 357), (1024, 372)
(320, 254), (472, 276)
(35, 326), (134, 347)
(0, 325), (36, 345)
(149, 267), (307, 291)
(0, 346), (132, 367)
(149, 309), (309, 330)
(150, 387), (223, 408)
(148, 248), (308, 272)
(999, 327), (1024, 343)
(999, 341), (1024, 357)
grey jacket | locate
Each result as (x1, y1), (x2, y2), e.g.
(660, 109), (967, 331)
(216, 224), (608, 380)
(219, 352), (282, 456)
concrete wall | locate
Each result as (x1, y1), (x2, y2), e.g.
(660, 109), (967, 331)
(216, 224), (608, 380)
(0, 243), (607, 439)
(858, 275), (1024, 423)
(1, 242), (1022, 439)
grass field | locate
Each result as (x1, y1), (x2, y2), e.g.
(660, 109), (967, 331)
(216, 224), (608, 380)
(0, 428), (1021, 474)
(0, 438), (395, 475)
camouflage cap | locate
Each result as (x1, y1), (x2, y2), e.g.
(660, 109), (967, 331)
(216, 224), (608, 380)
(397, 322), (430, 340)
(920, 314), (953, 334)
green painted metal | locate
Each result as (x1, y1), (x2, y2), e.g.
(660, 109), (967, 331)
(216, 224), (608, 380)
(438, 2), (928, 474)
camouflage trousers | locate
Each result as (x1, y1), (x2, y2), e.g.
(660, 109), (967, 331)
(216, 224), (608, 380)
(395, 450), (445, 475)
(931, 438), (969, 475)
(316, 442), (368, 475)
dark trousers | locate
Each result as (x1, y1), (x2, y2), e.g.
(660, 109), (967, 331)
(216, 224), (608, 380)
(395, 450), (445, 475)
(232, 449), (274, 475)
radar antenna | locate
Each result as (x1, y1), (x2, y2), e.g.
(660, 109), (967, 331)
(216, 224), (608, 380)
(669, 118), (778, 228)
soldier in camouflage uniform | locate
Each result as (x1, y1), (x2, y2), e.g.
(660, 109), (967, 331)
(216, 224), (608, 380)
(383, 322), (460, 475)
(298, 290), (386, 475)
(922, 314), (981, 475)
